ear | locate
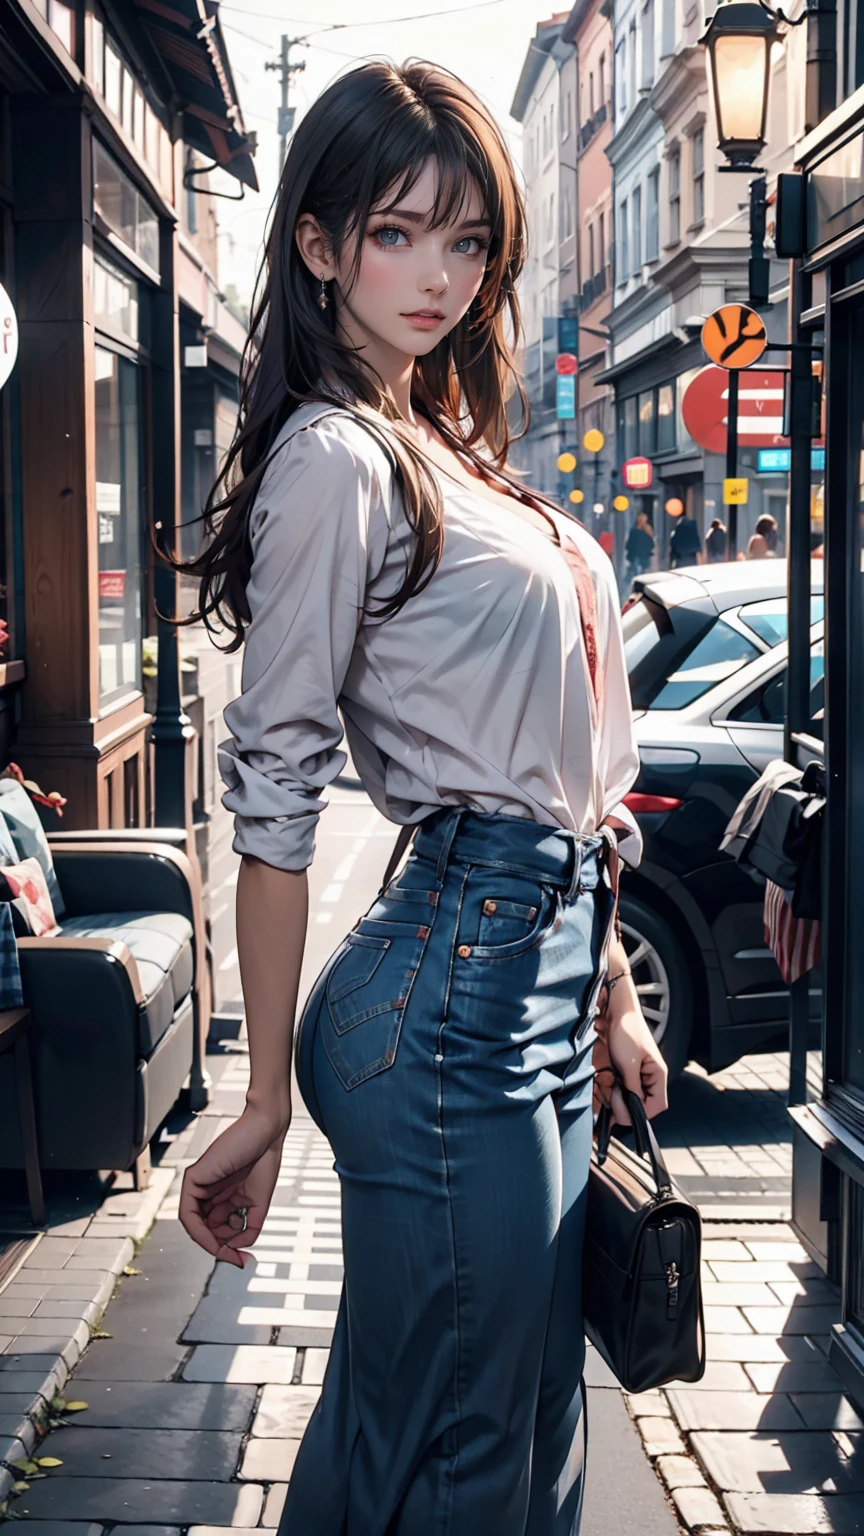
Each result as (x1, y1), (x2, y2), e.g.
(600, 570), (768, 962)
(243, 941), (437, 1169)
(295, 214), (335, 279)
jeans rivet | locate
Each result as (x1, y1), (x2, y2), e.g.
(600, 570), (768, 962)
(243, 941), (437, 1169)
(457, 944), (472, 958)
(483, 899), (497, 913)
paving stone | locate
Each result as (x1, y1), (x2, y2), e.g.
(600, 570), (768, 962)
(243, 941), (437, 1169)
(636, 1415), (686, 1457)
(276, 1325), (335, 1347)
(0, 1368), (63, 1395)
(12, 1476), (263, 1525)
(251, 1384), (319, 1438)
(189, 1530), (276, 1536)
(0, 1525), (104, 1536)
(744, 1242), (812, 1263)
(239, 1437), (301, 1480)
(656, 1454), (706, 1489)
(702, 1242), (756, 1262)
(33, 1300), (101, 1322)
(182, 1262), (273, 1347)
(301, 1348), (329, 1386)
(743, 1359), (845, 1393)
(667, 1361), (752, 1392)
(31, 1425), (244, 1480)
(743, 1305), (842, 1335)
(22, 1240), (79, 1267)
(701, 1283), (780, 1308)
(690, 1430), (864, 1495)
(666, 1389), (803, 1431)
(581, 1383), (680, 1535)
(72, 1340), (188, 1382)
(61, 1380), (258, 1430)
(10, 1315), (91, 1340)
(705, 1334), (828, 1363)
(790, 1394), (864, 1430)
(182, 1344), (297, 1385)
(704, 1307), (755, 1333)
(722, 1491), (864, 1534)
(1, 1282), (51, 1301)
(20, 1271), (115, 1291)
(263, 1485), (288, 1526)
(65, 1239), (134, 1270)
(769, 1280), (841, 1306)
(4, 1334), (82, 1367)
(710, 1261), (822, 1284)
(627, 1390), (671, 1418)
(671, 1484), (730, 1531)
(0, 1296), (41, 1318)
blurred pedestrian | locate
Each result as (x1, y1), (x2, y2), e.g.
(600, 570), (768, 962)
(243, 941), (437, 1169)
(705, 517), (728, 562)
(669, 509), (703, 568)
(175, 57), (665, 1536)
(746, 513), (779, 559)
(626, 510), (655, 578)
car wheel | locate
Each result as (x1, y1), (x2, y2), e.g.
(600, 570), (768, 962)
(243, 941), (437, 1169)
(617, 893), (693, 1080)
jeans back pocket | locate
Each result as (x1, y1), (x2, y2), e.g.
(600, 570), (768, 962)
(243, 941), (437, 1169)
(323, 919), (432, 1089)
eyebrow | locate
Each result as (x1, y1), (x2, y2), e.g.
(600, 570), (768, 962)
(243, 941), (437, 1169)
(374, 207), (492, 230)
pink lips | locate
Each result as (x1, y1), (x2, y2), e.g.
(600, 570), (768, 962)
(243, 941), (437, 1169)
(402, 310), (445, 330)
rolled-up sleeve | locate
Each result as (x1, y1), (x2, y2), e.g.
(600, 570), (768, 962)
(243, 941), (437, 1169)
(218, 415), (389, 871)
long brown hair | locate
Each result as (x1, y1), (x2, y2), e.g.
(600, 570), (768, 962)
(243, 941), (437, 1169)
(180, 59), (529, 651)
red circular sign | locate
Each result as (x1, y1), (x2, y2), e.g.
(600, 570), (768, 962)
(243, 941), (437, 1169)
(555, 353), (579, 376)
(682, 366), (790, 455)
(622, 456), (653, 490)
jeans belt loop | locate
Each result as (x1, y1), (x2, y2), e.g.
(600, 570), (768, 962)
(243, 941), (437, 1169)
(564, 835), (584, 904)
(435, 806), (466, 884)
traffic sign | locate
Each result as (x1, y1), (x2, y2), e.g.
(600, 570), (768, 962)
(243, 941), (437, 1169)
(622, 457), (653, 489)
(556, 375), (575, 419)
(556, 353), (579, 376)
(701, 304), (767, 370)
(756, 447), (826, 473)
(682, 367), (789, 454)
(724, 478), (749, 505)
(0, 282), (18, 391)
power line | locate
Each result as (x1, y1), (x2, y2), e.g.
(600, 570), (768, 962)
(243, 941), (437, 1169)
(220, 0), (511, 34)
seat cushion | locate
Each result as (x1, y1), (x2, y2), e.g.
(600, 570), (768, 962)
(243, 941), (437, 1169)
(57, 910), (194, 1055)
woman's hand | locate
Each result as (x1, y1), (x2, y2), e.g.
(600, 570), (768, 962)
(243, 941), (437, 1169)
(593, 939), (668, 1127)
(178, 1103), (291, 1268)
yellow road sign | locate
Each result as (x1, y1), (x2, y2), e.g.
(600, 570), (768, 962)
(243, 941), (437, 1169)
(723, 477), (749, 505)
(702, 305), (767, 370)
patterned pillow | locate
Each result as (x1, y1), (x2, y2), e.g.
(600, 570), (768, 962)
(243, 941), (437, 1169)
(0, 779), (65, 918)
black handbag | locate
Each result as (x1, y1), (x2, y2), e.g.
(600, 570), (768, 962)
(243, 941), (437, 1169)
(583, 1087), (706, 1393)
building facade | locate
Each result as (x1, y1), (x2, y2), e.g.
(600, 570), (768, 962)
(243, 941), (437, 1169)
(0, 0), (254, 832)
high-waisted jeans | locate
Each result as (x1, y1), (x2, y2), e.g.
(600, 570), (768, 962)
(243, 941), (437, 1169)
(279, 805), (617, 1536)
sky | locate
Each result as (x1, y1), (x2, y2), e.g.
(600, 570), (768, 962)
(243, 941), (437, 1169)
(214, 0), (560, 303)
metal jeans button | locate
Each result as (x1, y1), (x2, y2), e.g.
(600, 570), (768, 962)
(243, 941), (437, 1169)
(483, 899), (497, 914)
(457, 944), (472, 958)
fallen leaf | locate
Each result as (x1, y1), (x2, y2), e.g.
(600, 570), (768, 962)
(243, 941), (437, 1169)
(11, 1482), (29, 1493)
(89, 1328), (112, 1339)
(35, 1457), (63, 1468)
(50, 1395), (66, 1411)
(122, 1266), (141, 1276)
(10, 1460), (38, 1475)
(64, 1401), (89, 1412)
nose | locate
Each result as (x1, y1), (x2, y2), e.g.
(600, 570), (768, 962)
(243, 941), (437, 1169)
(419, 251), (449, 298)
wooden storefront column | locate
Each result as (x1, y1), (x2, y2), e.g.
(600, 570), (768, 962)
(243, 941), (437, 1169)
(10, 92), (149, 828)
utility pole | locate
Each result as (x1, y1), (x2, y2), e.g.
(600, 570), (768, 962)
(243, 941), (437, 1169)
(265, 34), (306, 171)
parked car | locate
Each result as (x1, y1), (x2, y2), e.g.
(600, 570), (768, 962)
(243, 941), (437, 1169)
(618, 560), (824, 1078)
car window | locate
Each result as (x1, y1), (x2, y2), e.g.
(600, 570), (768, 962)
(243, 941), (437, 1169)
(737, 595), (825, 646)
(729, 640), (825, 729)
(622, 595), (715, 709)
(650, 618), (762, 710)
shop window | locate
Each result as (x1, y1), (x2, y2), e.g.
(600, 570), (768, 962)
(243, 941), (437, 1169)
(94, 253), (140, 346)
(668, 149), (681, 244)
(94, 140), (159, 275)
(624, 396), (639, 461)
(646, 168), (660, 261)
(656, 382), (674, 451)
(95, 347), (143, 710)
(692, 129), (705, 226)
(641, 0), (655, 88)
(638, 390), (655, 454)
(676, 366), (700, 450)
(632, 184), (642, 272)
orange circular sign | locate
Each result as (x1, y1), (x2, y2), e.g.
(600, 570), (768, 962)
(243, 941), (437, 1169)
(665, 498), (684, 517)
(701, 305), (767, 370)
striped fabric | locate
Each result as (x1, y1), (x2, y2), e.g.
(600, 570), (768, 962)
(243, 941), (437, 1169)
(764, 878), (821, 985)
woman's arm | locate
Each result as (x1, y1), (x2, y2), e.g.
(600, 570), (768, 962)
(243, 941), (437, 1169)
(593, 933), (668, 1124)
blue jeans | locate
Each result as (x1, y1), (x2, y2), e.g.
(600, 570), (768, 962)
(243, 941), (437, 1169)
(281, 806), (617, 1536)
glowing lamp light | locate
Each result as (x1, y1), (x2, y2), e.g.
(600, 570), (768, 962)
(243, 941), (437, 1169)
(557, 451), (577, 473)
(583, 429), (605, 454)
(569, 489), (585, 504)
(592, 501), (605, 515)
(701, 1), (780, 171)
(613, 495), (630, 512)
(665, 497), (685, 517)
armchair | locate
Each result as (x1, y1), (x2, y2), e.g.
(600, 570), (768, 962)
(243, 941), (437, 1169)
(0, 828), (210, 1189)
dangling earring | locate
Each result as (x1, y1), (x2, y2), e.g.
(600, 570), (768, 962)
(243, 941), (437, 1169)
(318, 273), (329, 310)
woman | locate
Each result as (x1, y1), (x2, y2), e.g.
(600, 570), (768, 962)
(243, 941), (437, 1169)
(625, 509), (655, 579)
(178, 61), (667, 1536)
(746, 512), (779, 559)
(705, 517), (728, 563)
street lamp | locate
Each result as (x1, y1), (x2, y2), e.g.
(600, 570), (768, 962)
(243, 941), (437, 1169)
(701, 2), (781, 171)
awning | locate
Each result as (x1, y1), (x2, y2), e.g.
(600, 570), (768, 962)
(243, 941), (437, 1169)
(131, 0), (258, 190)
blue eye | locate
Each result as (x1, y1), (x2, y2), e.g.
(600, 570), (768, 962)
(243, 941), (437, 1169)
(373, 226), (407, 247)
(453, 236), (487, 256)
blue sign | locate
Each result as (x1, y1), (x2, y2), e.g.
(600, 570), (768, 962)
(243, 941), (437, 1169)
(556, 374), (575, 420)
(558, 316), (579, 354)
(757, 447), (826, 473)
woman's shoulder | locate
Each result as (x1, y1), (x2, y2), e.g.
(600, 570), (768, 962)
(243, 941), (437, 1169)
(252, 402), (399, 533)
(273, 401), (398, 481)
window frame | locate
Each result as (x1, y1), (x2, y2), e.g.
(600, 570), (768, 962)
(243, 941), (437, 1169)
(668, 148), (681, 246)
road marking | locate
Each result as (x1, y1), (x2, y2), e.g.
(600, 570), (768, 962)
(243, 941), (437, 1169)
(218, 946), (239, 972)
(320, 883), (344, 902)
(315, 912), (332, 924)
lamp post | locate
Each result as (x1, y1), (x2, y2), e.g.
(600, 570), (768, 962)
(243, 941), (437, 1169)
(700, 2), (781, 172)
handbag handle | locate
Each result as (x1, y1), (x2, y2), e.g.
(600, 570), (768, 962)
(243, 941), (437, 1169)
(380, 823), (416, 893)
(596, 1087), (673, 1199)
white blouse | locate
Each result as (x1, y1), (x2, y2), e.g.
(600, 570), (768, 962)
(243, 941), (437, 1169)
(218, 402), (642, 872)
